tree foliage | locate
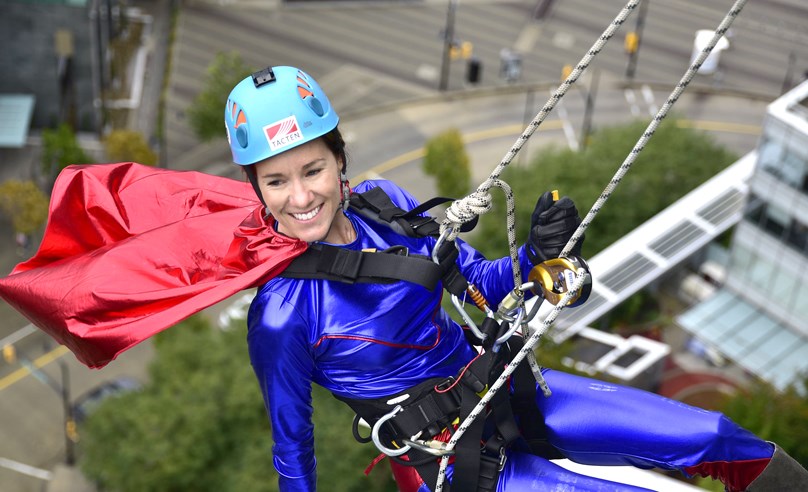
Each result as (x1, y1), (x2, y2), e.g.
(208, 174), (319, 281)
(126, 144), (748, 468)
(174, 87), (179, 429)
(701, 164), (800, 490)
(41, 124), (93, 181)
(79, 315), (395, 492)
(104, 130), (158, 166)
(0, 179), (49, 234)
(188, 52), (254, 142)
(422, 128), (472, 198)
(719, 375), (808, 468)
(471, 117), (738, 259)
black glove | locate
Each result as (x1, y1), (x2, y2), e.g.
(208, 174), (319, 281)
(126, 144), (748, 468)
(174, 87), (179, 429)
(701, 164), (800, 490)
(527, 191), (584, 265)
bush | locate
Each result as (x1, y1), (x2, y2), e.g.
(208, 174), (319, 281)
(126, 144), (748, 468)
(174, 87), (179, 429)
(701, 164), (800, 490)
(41, 124), (92, 179)
(422, 128), (472, 198)
(104, 130), (158, 166)
(0, 180), (49, 235)
(188, 52), (254, 142)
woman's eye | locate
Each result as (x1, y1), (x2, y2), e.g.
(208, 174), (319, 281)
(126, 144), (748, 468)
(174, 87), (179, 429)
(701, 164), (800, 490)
(265, 179), (282, 187)
(306, 168), (322, 177)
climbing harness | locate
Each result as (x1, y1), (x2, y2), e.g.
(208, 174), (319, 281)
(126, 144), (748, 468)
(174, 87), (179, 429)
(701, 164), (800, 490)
(279, 186), (472, 296)
(424, 0), (751, 490)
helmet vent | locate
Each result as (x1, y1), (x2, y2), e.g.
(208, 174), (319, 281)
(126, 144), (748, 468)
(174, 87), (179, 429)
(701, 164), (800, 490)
(308, 97), (324, 116)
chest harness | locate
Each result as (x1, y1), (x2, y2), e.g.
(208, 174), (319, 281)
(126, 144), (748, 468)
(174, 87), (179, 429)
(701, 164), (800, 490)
(279, 186), (569, 492)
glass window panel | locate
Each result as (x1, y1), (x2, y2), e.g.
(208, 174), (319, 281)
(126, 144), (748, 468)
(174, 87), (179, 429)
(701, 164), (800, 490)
(792, 280), (808, 321)
(748, 253), (777, 289)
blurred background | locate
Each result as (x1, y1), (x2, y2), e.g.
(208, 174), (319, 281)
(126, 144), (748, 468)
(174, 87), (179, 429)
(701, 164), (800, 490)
(1, 0), (807, 490)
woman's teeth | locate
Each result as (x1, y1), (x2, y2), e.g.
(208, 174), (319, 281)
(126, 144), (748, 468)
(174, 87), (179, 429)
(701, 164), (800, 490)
(293, 206), (320, 221)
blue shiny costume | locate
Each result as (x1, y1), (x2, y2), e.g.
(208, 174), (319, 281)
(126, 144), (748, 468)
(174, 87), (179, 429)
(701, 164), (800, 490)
(247, 180), (773, 492)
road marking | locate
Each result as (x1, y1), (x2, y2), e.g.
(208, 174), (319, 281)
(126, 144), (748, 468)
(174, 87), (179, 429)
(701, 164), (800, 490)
(0, 324), (36, 347)
(351, 121), (564, 182)
(0, 456), (53, 480)
(624, 89), (640, 116)
(0, 345), (69, 392)
(641, 84), (658, 116)
(556, 100), (580, 151)
(676, 120), (761, 135)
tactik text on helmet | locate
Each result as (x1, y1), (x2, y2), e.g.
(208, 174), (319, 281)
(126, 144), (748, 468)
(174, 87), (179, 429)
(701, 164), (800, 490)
(225, 66), (339, 166)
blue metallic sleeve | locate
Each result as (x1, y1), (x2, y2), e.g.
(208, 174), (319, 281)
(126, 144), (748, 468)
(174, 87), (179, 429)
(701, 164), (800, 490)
(248, 288), (317, 491)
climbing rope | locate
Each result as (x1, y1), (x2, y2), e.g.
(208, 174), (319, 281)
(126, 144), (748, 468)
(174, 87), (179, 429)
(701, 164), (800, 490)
(432, 0), (750, 490)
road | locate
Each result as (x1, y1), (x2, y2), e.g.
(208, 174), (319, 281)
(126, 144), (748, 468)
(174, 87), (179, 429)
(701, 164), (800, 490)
(1, 0), (804, 489)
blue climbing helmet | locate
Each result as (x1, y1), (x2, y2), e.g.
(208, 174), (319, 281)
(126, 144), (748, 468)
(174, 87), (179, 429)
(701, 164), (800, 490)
(225, 66), (339, 165)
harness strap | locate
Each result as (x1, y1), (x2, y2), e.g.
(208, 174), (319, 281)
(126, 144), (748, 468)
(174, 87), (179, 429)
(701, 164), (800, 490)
(281, 244), (448, 290)
(280, 186), (469, 294)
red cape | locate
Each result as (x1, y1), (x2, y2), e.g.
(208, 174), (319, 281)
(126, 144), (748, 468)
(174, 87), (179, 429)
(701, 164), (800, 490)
(0, 162), (307, 368)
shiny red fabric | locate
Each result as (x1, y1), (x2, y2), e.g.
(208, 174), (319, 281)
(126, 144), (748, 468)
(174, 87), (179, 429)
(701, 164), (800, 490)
(0, 162), (307, 368)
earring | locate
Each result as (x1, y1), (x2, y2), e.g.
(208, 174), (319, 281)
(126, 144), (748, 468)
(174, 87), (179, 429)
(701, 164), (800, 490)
(340, 171), (351, 210)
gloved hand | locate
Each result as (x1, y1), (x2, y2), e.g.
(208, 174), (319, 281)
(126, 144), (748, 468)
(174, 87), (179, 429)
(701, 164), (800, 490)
(527, 191), (584, 265)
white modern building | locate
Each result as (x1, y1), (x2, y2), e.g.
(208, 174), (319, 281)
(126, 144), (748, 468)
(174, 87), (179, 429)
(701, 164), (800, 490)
(677, 81), (808, 391)
(528, 81), (808, 393)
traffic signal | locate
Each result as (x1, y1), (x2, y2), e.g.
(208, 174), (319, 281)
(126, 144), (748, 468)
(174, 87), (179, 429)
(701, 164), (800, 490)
(451, 41), (474, 60)
(625, 31), (639, 54)
(561, 64), (573, 81)
(3, 344), (16, 364)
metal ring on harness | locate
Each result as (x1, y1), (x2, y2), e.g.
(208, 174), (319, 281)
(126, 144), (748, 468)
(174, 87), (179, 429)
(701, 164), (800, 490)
(402, 438), (456, 457)
(493, 306), (525, 351)
(371, 405), (411, 457)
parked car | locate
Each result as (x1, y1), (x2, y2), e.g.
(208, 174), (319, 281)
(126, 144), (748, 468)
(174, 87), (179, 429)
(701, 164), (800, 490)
(72, 376), (141, 424)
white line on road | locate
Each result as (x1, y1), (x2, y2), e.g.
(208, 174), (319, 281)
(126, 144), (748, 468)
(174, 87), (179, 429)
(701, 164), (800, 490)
(624, 89), (640, 117)
(0, 324), (36, 348)
(0, 457), (53, 481)
(555, 98), (579, 152)
(641, 84), (658, 116)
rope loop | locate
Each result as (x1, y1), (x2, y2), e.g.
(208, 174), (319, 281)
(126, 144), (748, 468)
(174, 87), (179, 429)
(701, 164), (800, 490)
(441, 188), (493, 240)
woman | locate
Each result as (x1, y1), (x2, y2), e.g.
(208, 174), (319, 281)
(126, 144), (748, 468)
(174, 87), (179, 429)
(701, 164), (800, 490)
(224, 66), (807, 492)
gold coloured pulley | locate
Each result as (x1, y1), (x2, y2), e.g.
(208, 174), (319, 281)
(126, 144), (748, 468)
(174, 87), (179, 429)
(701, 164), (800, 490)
(528, 256), (592, 307)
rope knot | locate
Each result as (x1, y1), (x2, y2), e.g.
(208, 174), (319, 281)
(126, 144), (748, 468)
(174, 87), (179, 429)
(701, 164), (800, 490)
(441, 189), (492, 239)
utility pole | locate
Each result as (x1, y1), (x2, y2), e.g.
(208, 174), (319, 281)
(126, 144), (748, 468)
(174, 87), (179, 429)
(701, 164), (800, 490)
(439, 0), (458, 91)
(625, 0), (649, 80)
(580, 69), (600, 150)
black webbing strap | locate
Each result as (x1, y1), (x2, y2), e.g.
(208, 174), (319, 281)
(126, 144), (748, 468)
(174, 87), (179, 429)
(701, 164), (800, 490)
(280, 244), (447, 290)
(349, 187), (478, 238)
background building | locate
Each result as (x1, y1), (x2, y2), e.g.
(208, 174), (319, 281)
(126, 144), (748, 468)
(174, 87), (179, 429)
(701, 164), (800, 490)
(678, 80), (808, 392)
(0, 0), (122, 138)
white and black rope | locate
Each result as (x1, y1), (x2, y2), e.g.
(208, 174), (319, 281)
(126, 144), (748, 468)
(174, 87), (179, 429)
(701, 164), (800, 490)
(431, 0), (749, 490)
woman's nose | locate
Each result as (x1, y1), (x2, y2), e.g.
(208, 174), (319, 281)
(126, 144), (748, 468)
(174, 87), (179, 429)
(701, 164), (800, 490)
(288, 179), (313, 207)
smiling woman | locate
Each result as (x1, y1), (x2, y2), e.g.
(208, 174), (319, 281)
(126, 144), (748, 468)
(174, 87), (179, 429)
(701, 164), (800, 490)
(218, 65), (806, 492)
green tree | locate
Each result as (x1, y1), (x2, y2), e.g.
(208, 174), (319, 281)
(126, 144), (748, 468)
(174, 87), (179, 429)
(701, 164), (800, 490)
(719, 375), (808, 468)
(0, 180), (49, 235)
(41, 124), (93, 180)
(104, 130), (158, 166)
(472, 117), (737, 259)
(422, 128), (472, 198)
(188, 52), (254, 142)
(79, 315), (395, 492)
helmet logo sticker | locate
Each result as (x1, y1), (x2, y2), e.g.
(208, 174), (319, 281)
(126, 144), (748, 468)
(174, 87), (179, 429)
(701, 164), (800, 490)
(264, 115), (304, 152)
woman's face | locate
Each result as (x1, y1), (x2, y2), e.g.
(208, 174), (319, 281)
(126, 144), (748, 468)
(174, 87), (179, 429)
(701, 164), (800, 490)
(254, 138), (351, 244)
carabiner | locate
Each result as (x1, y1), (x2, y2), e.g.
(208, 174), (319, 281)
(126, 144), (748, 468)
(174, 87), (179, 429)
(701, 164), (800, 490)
(371, 405), (411, 457)
(402, 438), (455, 457)
(493, 306), (525, 351)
